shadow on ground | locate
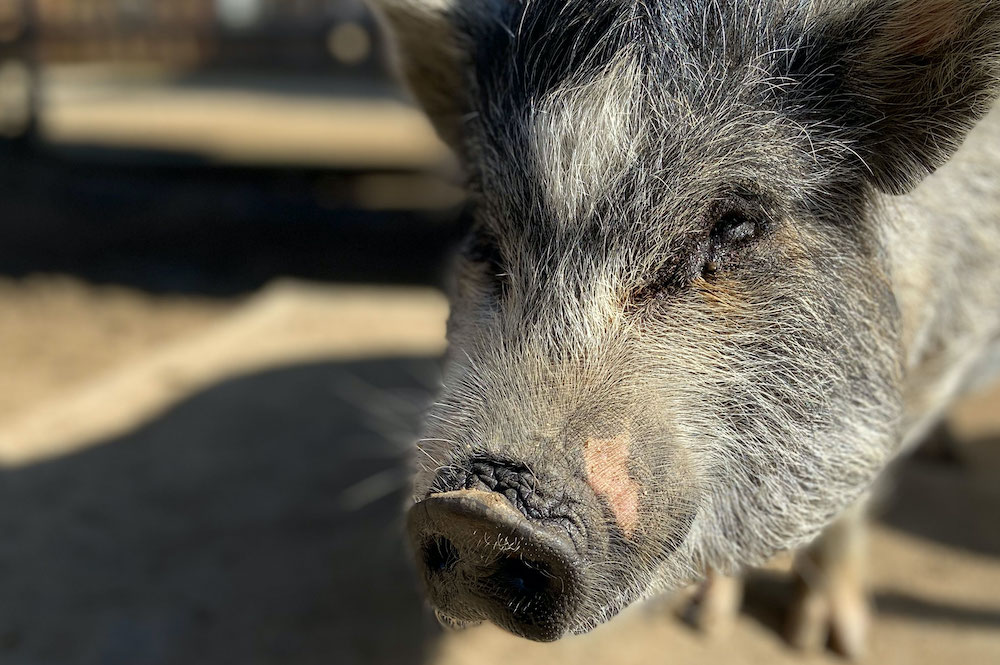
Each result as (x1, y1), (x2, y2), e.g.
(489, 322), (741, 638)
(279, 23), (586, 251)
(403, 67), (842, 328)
(0, 141), (465, 295)
(741, 570), (1000, 642)
(879, 427), (1000, 558)
(0, 356), (444, 665)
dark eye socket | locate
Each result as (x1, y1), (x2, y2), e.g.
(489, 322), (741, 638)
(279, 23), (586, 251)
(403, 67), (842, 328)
(703, 195), (768, 275)
(712, 210), (758, 245)
(461, 230), (507, 289)
(629, 191), (769, 305)
(462, 230), (501, 266)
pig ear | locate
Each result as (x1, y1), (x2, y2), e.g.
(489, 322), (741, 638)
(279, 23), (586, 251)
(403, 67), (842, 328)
(823, 0), (1000, 194)
(367, 0), (470, 151)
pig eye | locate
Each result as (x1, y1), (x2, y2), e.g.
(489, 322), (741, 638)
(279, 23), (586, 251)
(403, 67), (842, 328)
(703, 198), (767, 275)
(713, 212), (757, 244)
(461, 231), (507, 290)
(629, 194), (768, 306)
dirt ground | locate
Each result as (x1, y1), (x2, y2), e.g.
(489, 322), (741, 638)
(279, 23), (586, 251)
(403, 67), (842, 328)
(39, 66), (453, 171)
(0, 275), (233, 421)
(0, 277), (997, 665)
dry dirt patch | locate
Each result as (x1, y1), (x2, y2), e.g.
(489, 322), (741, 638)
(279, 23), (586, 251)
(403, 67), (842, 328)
(0, 275), (231, 422)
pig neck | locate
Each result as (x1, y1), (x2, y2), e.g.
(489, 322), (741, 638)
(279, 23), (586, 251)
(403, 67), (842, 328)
(882, 104), (1000, 449)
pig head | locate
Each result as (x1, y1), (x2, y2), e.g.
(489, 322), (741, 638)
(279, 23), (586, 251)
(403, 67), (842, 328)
(369, 0), (1000, 640)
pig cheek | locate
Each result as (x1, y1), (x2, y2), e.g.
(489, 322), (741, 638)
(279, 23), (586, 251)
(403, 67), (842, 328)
(584, 434), (640, 538)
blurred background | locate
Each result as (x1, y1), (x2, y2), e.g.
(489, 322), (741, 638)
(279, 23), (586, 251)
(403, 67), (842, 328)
(0, 2), (997, 664)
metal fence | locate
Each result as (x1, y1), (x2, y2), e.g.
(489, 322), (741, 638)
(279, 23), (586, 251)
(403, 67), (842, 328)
(0, 0), (385, 140)
(0, 0), (377, 68)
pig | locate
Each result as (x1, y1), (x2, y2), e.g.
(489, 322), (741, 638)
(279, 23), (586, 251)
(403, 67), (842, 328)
(367, 0), (1000, 657)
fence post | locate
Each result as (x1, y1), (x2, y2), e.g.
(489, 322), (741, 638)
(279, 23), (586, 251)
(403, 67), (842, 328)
(0, 0), (39, 149)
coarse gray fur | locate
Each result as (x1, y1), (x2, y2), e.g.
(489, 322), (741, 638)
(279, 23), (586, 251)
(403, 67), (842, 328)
(369, 0), (1000, 636)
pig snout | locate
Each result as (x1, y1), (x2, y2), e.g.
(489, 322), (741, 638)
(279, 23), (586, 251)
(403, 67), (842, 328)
(406, 442), (696, 640)
(406, 484), (591, 642)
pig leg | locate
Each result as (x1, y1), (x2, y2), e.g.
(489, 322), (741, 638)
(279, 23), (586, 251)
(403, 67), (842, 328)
(786, 502), (869, 659)
(687, 567), (744, 637)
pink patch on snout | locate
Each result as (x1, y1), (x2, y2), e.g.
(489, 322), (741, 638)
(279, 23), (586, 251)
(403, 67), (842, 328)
(584, 434), (639, 538)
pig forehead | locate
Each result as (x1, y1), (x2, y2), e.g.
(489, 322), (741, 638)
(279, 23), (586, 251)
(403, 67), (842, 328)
(472, 105), (792, 249)
(467, 7), (813, 240)
(467, 0), (809, 107)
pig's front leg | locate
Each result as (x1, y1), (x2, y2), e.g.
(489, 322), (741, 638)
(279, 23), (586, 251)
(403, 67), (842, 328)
(686, 566), (744, 637)
(786, 502), (869, 659)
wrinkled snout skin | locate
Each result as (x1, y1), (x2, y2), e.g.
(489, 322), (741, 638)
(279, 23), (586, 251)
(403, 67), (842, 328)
(370, 0), (1000, 640)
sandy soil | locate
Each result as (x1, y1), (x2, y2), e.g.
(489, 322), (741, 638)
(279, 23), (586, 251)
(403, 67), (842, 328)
(0, 278), (997, 665)
(0, 275), (232, 422)
(40, 66), (453, 171)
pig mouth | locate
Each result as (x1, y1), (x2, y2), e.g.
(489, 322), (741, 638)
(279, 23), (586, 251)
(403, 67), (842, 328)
(406, 459), (697, 641)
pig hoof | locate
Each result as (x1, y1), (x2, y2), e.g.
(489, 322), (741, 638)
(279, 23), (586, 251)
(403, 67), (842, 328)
(829, 586), (870, 660)
(685, 570), (743, 637)
(786, 582), (869, 659)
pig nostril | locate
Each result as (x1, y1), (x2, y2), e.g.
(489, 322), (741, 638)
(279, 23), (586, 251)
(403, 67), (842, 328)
(423, 536), (460, 574)
(489, 558), (553, 597)
(407, 491), (582, 642)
